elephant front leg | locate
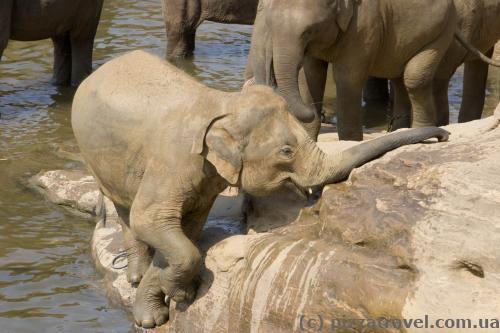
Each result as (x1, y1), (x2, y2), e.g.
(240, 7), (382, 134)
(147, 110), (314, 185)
(133, 255), (170, 328)
(131, 203), (202, 305)
(333, 68), (366, 141)
(51, 35), (72, 86)
(302, 57), (328, 138)
(69, 36), (94, 87)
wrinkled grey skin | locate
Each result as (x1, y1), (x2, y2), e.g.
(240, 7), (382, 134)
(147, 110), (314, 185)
(432, 0), (500, 125)
(72, 50), (449, 328)
(249, 0), (500, 141)
(0, 0), (103, 86)
(163, 0), (258, 58)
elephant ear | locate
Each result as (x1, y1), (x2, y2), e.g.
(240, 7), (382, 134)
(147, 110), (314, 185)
(191, 115), (242, 185)
(336, 0), (354, 31)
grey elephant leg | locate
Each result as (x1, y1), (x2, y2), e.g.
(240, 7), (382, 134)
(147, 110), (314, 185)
(131, 202), (211, 328)
(167, 29), (196, 58)
(131, 202), (201, 304)
(333, 66), (366, 141)
(0, 0), (12, 60)
(51, 35), (72, 86)
(115, 206), (152, 285)
(403, 29), (452, 128)
(69, 7), (100, 87)
(433, 77), (451, 126)
(389, 78), (412, 131)
(363, 77), (389, 103)
(302, 57), (328, 137)
(69, 35), (94, 87)
(163, 0), (201, 58)
(458, 48), (492, 122)
(133, 255), (169, 328)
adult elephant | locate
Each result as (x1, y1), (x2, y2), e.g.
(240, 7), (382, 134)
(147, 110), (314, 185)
(248, 0), (499, 140)
(432, 0), (500, 125)
(0, 0), (104, 86)
(163, 0), (258, 58)
(72, 50), (449, 328)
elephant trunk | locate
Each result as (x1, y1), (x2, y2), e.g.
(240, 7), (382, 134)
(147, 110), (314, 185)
(272, 42), (316, 123)
(296, 127), (449, 190)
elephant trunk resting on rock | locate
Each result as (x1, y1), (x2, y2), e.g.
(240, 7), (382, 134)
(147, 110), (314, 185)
(72, 50), (449, 328)
(0, 0), (104, 86)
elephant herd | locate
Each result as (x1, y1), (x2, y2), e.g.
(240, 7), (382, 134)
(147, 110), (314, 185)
(2, 0), (499, 329)
(1, 0), (499, 138)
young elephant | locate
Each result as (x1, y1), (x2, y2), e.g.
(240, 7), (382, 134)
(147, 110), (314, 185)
(72, 50), (449, 328)
(163, 0), (258, 58)
(0, 0), (103, 86)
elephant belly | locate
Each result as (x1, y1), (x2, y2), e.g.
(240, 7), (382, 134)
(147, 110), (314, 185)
(11, 0), (81, 40)
(203, 0), (257, 24)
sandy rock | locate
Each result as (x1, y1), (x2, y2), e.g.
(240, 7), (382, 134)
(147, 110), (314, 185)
(29, 170), (100, 217)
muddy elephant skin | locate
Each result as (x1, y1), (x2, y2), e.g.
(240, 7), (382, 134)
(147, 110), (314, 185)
(162, 0), (258, 58)
(0, 0), (104, 86)
(72, 50), (449, 328)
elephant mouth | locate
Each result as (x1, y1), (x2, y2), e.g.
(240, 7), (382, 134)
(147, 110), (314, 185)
(284, 179), (317, 202)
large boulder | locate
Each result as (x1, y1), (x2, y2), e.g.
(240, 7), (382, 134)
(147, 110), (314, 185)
(92, 106), (500, 332)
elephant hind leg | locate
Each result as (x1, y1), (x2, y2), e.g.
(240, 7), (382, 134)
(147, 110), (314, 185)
(404, 30), (454, 128)
(166, 28), (197, 59)
(389, 78), (412, 131)
(458, 48), (492, 123)
(51, 35), (72, 86)
(0, 0), (13, 60)
(433, 77), (451, 126)
(115, 206), (153, 285)
(163, 0), (201, 58)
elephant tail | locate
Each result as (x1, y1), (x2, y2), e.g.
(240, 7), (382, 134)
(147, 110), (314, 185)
(454, 32), (500, 67)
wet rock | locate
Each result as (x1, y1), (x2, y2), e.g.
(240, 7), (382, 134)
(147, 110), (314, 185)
(29, 170), (100, 217)
(93, 106), (500, 333)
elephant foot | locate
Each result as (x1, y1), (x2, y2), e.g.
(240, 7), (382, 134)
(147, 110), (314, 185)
(126, 252), (151, 285)
(133, 267), (169, 328)
(159, 271), (199, 304)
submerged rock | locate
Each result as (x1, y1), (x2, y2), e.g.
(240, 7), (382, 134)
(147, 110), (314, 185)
(29, 170), (100, 217)
(94, 106), (500, 332)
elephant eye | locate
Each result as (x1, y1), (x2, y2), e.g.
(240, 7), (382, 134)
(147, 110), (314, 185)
(279, 146), (294, 158)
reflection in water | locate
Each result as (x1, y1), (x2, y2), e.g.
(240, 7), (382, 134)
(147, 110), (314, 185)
(0, 0), (498, 332)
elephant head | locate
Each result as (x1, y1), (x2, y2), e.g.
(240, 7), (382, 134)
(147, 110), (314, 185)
(194, 85), (448, 196)
(250, 0), (354, 128)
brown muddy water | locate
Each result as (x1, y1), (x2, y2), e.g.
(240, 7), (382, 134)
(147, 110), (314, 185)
(0, 0), (498, 332)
